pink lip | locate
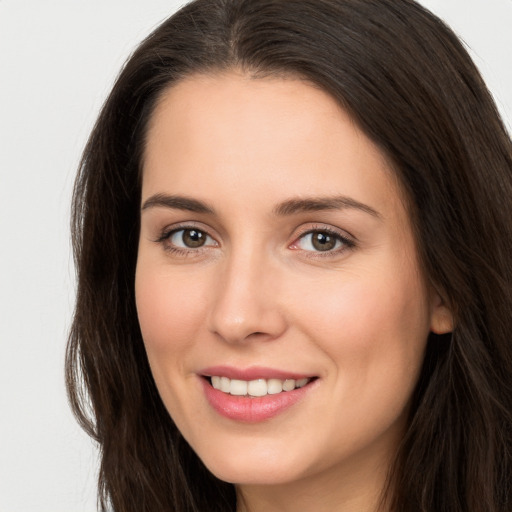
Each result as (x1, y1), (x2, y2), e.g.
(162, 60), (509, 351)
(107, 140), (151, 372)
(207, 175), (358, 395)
(200, 365), (312, 381)
(199, 366), (318, 423)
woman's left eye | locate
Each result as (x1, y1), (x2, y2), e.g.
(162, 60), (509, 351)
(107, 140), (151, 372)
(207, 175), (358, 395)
(292, 230), (354, 253)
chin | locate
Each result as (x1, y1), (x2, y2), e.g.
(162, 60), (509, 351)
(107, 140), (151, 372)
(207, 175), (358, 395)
(192, 439), (310, 486)
(207, 461), (300, 486)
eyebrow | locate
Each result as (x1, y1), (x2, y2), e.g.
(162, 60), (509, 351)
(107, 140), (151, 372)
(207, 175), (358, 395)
(141, 194), (215, 214)
(141, 193), (381, 219)
(273, 196), (381, 218)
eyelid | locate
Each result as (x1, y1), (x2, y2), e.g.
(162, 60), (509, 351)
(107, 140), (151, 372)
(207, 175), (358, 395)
(154, 221), (216, 241)
(154, 222), (219, 255)
(289, 223), (356, 255)
(169, 228), (217, 248)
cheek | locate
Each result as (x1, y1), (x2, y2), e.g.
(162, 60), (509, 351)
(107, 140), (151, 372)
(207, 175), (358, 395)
(302, 270), (431, 441)
(134, 263), (208, 359)
(294, 264), (431, 391)
(135, 263), (212, 427)
(301, 274), (428, 339)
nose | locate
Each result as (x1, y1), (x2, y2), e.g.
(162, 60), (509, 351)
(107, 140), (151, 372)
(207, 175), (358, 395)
(207, 249), (287, 344)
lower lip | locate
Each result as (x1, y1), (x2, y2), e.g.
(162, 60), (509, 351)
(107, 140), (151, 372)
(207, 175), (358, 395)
(201, 378), (315, 423)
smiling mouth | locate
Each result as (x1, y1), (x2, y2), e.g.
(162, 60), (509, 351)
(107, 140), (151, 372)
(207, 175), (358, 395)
(206, 376), (316, 398)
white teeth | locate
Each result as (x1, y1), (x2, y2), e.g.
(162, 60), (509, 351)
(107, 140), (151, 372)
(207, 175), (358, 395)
(296, 378), (309, 388)
(267, 378), (283, 394)
(247, 379), (267, 397)
(220, 376), (231, 393)
(210, 375), (312, 397)
(230, 379), (248, 396)
(282, 379), (295, 391)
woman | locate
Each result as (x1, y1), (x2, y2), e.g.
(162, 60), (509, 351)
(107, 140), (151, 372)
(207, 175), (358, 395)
(66, 0), (512, 511)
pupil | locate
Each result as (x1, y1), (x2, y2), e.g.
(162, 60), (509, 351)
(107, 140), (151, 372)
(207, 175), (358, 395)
(312, 232), (336, 251)
(183, 229), (205, 248)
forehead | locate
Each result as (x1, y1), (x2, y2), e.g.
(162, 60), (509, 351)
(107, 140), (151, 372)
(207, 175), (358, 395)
(142, 71), (408, 226)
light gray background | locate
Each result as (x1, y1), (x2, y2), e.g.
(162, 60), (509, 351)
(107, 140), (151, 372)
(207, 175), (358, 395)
(1, 1), (511, 511)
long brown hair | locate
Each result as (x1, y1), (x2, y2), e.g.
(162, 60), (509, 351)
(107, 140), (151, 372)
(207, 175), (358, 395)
(66, 1), (512, 510)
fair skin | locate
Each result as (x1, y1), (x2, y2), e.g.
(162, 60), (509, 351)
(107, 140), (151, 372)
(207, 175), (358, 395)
(135, 71), (453, 512)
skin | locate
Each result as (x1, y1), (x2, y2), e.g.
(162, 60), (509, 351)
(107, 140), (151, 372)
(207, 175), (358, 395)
(135, 71), (453, 512)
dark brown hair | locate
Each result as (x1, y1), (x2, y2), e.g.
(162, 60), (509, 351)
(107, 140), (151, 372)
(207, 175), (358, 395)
(66, 0), (512, 510)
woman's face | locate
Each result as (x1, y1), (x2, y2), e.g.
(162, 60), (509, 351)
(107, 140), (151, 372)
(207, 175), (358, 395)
(136, 72), (451, 490)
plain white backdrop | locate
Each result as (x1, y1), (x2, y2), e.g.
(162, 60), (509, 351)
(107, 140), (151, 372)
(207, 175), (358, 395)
(0, 1), (510, 511)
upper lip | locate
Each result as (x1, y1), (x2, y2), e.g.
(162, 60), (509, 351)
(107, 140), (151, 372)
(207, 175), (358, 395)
(200, 365), (315, 381)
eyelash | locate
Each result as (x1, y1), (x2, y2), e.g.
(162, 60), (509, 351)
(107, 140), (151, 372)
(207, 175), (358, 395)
(291, 225), (356, 258)
(155, 224), (216, 257)
(155, 223), (356, 258)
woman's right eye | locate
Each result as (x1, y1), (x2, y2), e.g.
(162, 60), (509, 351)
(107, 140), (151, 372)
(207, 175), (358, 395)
(164, 228), (217, 250)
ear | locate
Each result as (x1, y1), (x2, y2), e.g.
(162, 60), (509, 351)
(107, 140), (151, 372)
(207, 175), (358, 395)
(430, 291), (454, 334)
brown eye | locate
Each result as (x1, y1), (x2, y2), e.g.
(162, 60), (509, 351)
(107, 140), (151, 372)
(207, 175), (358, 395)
(292, 229), (353, 254)
(311, 231), (337, 251)
(168, 228), (215, 249)
(182, 229), (206, 248)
